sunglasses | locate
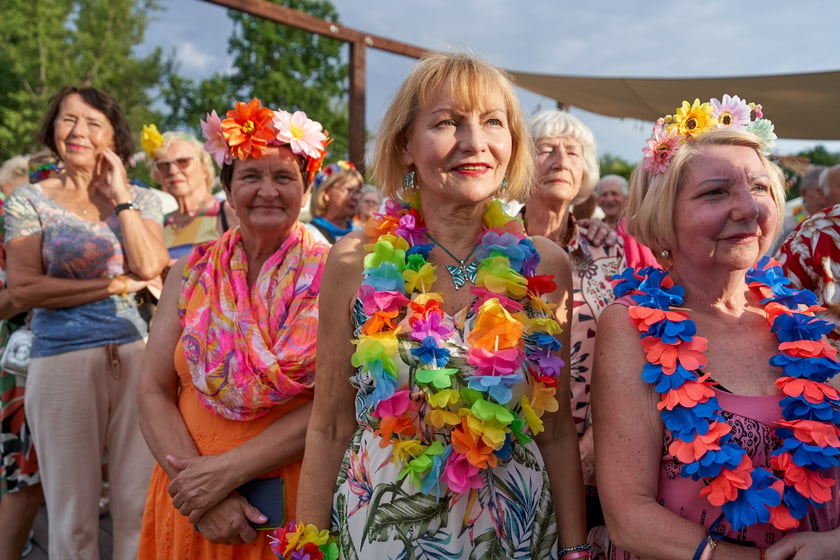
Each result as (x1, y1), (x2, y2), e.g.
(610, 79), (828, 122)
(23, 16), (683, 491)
(154, 156), (196, 173)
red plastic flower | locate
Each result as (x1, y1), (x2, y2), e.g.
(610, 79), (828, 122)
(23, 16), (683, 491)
(221, 98), (276, 160)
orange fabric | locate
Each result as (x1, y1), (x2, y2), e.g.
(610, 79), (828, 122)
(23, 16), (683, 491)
(137, 339), (311, 559)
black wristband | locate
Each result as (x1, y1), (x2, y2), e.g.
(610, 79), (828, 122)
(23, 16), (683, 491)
(114, 202), (139, 215)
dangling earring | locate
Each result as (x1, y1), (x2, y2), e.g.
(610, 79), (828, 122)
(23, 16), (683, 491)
(660, 249), (670, 259)
(500, 176), (509, 192)
(402, 171), (417, 190)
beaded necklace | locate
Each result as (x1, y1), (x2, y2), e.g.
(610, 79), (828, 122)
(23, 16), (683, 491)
(613, 258), (840, 531)
(354, 196), (564, 495)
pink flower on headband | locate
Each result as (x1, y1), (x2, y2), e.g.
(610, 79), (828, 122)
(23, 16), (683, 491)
(272, 110), (328, 160)
(201, 110), (233, 167)
(711, 95), (752, 129)
(642, 121), (681, 175)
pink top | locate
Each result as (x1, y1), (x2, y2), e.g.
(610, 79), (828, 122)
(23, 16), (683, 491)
(609, 298), (840, 558)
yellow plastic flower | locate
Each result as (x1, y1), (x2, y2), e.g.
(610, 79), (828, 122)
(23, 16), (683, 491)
(530, 383), (559, 416)
(465, 413), (508, 449)
(426, 406), (461, 429)
(413, 292), (445, 307)
(521, 395), (545, 435)
(526, 316), (562, 336)
(392, 439), (425, 465)
(668, 99), (715, 137)
(300, 523), (332, 546)
(477, 255), (528, 298)
(427, 388), (461, 408)
(404, 262), (437, 293)
(528, 294), (556, 316)
(140, 124), (164, 159)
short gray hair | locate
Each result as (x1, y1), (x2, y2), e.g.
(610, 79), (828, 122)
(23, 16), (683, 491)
(596, 174), (629, 196)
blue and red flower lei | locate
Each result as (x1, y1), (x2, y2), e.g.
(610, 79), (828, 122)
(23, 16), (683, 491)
(613, 257), (840, 531)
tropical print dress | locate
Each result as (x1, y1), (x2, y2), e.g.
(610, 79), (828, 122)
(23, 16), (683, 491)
(332, 299), (559, 560)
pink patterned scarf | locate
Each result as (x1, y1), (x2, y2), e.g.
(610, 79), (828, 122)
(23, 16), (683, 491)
(179, 222), (328, 421)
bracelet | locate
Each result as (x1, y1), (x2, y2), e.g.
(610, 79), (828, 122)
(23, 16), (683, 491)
(114, 201), (138, 215)
(562, 551), (591, 560)
(559, 544), (591, 555)
(116, 275), (128, 298)
(694, 534), (717, 560)
(270, 521), (338, 560)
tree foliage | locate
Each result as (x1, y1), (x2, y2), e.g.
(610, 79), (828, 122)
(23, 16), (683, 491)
(599, 153), (635, 181)
(160, 0), (350, 161)
(0, 0), (170, 160)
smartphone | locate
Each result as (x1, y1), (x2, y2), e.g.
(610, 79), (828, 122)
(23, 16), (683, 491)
(236, 477), (286, 530)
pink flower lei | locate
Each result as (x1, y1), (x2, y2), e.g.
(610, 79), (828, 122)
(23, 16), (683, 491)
(353, 196), (565, 495)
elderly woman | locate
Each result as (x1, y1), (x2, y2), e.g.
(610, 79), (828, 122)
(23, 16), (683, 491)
(5, 85), (169, 559)
(136, 99), (330, 559)
(305, 159), (363, 244)
(142, 126), (239, 260)
(353, 183), (383, 228)
(592, 96), (840, 560)
(522, 110), (626, 551)
(283, 52), (586, 560)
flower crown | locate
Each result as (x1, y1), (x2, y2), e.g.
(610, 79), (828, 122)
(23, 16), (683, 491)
(200, 98), (331, 184)
(312, 160), (356, 189)
(642, 94), (777, 175)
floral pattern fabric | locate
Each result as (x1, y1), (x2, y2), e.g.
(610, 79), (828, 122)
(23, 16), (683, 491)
(777, 204), (840, 352)
(332, 301), (559, 559)
(565, 223), (626, 436)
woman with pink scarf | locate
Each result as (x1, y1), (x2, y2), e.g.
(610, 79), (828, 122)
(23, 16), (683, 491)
(136, 99), (331, 559)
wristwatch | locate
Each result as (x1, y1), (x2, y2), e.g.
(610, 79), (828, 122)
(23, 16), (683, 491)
(114, 201), (139, 215)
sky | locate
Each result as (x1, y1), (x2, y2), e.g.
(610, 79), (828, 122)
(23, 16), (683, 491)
(137, 0), (840, 164)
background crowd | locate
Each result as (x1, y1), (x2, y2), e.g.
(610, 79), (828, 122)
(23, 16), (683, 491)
(0, 51), (839, 560)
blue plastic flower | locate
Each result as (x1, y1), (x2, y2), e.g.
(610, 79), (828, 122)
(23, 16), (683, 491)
(467, 373), (524, 404)
(633, 270), (685, 309)
(682, 443), (745, 480)
(771, 312), (834, 342)
(363, 262), (407, 293)
(364, 363), (400, 410)
(778, 436), (840, 469)
(661, 399), (722, 438)
(411, 336), (451, 367)
(720, 468), (781, 530)
(407, 243), (433, 260)
(420, 444), (452, 498)
(644, 318), (697, 344)
(779, 395), (840, 423)
(528, 332), (562, 352)
(643, 362), (696, 393)
(612, 267), (643, 298)
(782, 484), (811, 518)
(770, 354), (840, 383)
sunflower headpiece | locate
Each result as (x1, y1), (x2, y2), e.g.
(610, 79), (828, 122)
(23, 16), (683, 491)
(642, 94), (776, 175)
(200, 98), (332, 184)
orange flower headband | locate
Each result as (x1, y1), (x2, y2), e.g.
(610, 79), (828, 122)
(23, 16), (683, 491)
(200, 98), (332, 184)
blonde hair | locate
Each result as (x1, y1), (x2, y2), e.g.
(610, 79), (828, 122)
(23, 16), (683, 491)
(149, 131), (216, 191)
(627, 127), (785, 257)
(309, 165), (364, 218)
(529, 110), (600, 203)
(372, 52), (535, 202)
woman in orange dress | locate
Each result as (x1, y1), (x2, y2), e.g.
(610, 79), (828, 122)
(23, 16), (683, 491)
(136, 99), (331, 559)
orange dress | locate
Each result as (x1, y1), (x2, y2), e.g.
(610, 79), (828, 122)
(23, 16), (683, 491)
(137, 339), (311, 559)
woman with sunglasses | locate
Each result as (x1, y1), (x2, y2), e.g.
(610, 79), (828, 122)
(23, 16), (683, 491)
(143, 126), (239, 260)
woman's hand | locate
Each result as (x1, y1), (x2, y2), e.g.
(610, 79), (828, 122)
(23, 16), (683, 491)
(578, 218), (618, 247)
(765, 530), (840, 560)
(193, 494), (265, 545)
(167, 454), (234, 524)
(92, 149), (132, 204)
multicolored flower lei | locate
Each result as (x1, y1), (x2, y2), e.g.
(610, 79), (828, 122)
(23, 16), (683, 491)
(613, 257), (840, 531)
(642, 94), (777, 175)
(200, 98), (332, 184)
(271, 521), (338, 560)
(353, 195), (564, 496)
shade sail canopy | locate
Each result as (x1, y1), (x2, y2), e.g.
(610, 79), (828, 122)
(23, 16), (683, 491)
(507, 69), (840, 140)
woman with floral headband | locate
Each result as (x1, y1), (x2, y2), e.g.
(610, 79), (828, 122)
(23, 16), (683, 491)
(279, 52), (586, 560)
(305, 160), (364, 244)
(141, 125), (239, 261)
(592, 95), (840, 560)
(136, 98), (330, 559)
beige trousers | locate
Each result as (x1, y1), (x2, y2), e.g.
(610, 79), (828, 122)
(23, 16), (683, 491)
(25, 340), (153, 560)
